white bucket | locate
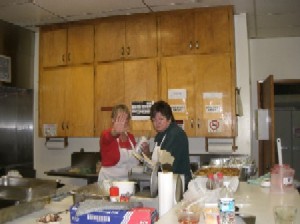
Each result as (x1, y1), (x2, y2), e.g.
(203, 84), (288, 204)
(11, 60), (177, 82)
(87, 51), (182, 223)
(112, 181), (136, 196)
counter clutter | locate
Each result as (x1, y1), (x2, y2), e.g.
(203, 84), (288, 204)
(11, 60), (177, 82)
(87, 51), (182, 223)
(3, 182), (299, 224)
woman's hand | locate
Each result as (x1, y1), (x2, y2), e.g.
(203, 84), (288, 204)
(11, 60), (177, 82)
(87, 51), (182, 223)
(141, 142), (151, 158)
(111, 112), (129, 136)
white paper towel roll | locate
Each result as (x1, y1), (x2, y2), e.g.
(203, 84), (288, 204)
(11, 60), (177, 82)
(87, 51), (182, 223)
(158, 172), (174, 217)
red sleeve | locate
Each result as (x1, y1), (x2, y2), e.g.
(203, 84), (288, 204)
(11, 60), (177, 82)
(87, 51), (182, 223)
(100, 128), (120, 166)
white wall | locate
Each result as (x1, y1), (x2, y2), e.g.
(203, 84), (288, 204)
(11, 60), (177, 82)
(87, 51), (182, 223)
(234, 14), (251, 155)
(33, 15), (253, 185)
(249, 37), (300, 164)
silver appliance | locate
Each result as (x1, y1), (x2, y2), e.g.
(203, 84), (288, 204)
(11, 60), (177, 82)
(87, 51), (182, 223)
(0, 87), (34, 177)
(129, 162), (184, 208)
(128, 163), (159, 198)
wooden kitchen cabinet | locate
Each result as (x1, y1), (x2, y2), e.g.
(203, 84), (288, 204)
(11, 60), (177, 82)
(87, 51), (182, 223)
(39, 66), (94, 137)
(95, 13), (157, 62)
(40, 24), (94, 67)
(95, 58), (158, 137)
(159, 6), (234, 56)
(161, 54), (235, 137)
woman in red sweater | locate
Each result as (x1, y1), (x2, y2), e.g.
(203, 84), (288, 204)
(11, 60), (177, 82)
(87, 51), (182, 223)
(98, 104), (139, 182)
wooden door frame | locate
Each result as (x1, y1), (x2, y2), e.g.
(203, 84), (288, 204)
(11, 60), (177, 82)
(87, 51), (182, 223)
(257, 76), (300, 175)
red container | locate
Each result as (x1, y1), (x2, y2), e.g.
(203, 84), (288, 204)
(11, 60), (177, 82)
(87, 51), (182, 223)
(271, 164), (295, 193)
(110, 186), (119, 202)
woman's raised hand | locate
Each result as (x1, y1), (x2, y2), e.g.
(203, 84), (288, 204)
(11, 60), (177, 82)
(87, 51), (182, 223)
(112, 112), (129, 134)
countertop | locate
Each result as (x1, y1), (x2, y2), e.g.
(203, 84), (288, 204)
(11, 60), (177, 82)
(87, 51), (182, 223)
(156, 182), (300, 224)
(5, 183), (300, 224)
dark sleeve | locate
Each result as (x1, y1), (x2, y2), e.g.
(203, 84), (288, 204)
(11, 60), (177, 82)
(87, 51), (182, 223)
(162, 127), (192, 187)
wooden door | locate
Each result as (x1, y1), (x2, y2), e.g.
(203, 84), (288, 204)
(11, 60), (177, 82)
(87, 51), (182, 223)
(197, 54), (235, 137)
(159, 11), (194, 56)
(40, 29), (67, 67)
(210, 6), (233, 53)
(258, 75), (275, 175)
(124, 59), (158, 136)
(65, 66), (94, 137)
(161, 55), (197, 136)
(125, 14), (157, 59)
(194, 6), (233, 54)
(95, 17), (125, 62)
(94, 62), (125, 136)
(39, 68), (66, 136)
(68, 25), (94, 65)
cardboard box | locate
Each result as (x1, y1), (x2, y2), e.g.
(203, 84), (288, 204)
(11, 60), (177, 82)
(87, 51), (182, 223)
(70, 203), (158, 224)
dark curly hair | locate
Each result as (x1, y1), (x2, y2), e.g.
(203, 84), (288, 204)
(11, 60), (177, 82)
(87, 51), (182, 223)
(150, 100), (175, 122)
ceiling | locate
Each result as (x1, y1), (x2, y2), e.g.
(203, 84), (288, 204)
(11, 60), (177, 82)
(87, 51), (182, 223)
(0, 0), (299, 38)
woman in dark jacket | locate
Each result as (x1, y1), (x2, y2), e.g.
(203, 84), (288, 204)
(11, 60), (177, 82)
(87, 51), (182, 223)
(148, 100), (192, 190)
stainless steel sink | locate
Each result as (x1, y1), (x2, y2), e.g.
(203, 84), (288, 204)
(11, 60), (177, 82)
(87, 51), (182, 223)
(0, 176), (57, 223)
(0, 176), (56, 201)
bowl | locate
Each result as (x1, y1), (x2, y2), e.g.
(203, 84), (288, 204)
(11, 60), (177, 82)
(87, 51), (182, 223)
(177, 210), (201, 224)
(176, 200), (202, 224)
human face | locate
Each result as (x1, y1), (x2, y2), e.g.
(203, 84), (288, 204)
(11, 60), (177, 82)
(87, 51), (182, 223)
(151, 112), (171, 132)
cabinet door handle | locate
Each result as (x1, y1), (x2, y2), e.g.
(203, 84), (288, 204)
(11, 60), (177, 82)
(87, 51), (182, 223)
(190, 119), (194, 128)
(62, 122), (65, 130)
(197, 119), (200, 128)
(62, 54), (65, 62)
(189, 41), (193, 50)
(121, 47), (125, 56)
(68, 53), (71, 62)
(127, 47), (130, 55)
(195, 41), (199, 49)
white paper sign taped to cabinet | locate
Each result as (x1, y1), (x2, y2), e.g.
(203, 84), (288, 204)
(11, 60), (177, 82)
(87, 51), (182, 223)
(43, 124), (57, 137)
(168, 89), (188, 120)
(168, 89), (187, 99)
(203, 92), (223, 120)
(131, 101), (153, 120)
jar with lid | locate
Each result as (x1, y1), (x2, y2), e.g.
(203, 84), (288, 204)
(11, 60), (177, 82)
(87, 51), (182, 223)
(206, 173), (216, 190)
(271, 164), (295, 193)
(109, 186), (119, 202)
(216, 172), (224, 188)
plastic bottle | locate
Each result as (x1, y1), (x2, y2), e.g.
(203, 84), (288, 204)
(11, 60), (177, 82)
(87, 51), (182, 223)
(218, 183), (235, 224)
(109, 186), (119, 202)
(206, 173), (216, 190)
(216, 172), (224, 188)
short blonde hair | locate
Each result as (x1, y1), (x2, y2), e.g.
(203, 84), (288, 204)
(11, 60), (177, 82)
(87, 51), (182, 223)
(111, 104), (131, 120)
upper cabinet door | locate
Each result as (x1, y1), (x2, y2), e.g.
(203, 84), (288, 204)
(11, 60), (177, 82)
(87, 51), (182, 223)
(159, 6), (233, 56)
(95, 14), (157, 62)
(67, 25), (94, 65)
(125, 14), (157, 59)
(41, 29), (67, 67)
(159, 11), (194, 56)
(40, 25), (94, 67)
(95, 18), (126, 62)
(194, 6), (233, 54)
